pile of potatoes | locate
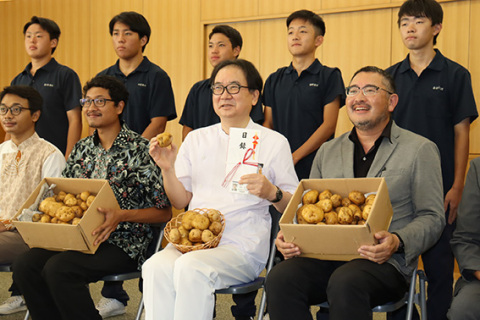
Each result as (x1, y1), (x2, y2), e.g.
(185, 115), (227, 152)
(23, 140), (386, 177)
(297, 189), (376, 225)
(32, 191), (96, 225)
(166, 209), (224, 251)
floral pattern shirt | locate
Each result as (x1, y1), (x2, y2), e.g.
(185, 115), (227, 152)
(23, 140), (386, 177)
(62, 123), (169, 268)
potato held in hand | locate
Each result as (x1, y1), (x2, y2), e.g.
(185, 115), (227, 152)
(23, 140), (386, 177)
(156, 132), (173, 148)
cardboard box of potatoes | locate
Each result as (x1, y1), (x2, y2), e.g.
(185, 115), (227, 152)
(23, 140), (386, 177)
(13, 177), (119, 254)
(280, 178), (393, 261)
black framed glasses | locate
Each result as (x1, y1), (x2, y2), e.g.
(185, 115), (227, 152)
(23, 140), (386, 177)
(79, 98), (114, 108)
(345, 85), (394, 97)
(211, 83), (250, 95)
(0, 104), (31, 116)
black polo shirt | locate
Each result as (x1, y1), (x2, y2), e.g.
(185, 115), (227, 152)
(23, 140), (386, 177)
(349, 120), (393, 177)
(387, 49), (478, 192)
(263, 59), (345, 180)
(11, 58), (82, 154)
(179, 78), (264, 129)
(97, 57), (177, 134)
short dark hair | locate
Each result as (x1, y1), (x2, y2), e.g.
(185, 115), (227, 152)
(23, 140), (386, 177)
(398, 0), (443, 45)
(287, 9), (325, 36)
(83, 75), (129, 118)
(0, 85), (43, 114)
(209, 25), (243, 52)
(210, 59), (263, 94)
(350, 66), (397, 94)
(23, 16), (61, 54)
(109, 11), (151, 52)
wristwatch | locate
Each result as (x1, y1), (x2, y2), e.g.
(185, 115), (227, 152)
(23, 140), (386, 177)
(392, 232), (405, 253)
(270, 186), (283, 203)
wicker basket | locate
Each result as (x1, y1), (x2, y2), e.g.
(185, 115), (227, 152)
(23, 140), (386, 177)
(164, 208), (226, 253)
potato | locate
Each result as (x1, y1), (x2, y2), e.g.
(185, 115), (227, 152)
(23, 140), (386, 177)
(86, 195), (95, 207)
(301, 204), (324, 224)
(169, 228), (181, 244)
(338, 207), (353, 225)
(201, 230), (215, 243)
(319, 189), (333, 200)
(209, 221), (222, 235)
(341, 197), (352, 207)
(192, 214), (210, 231)
(40, 215), (51, 223)
(156, 132), (173, 148)
(324, 211), (338, 225)
(181, 210), (198, 230)
(178, 226), (189, 238)
(80, 191), (91, 202)
(365, 194), (376, 206)
(188, 228), (202, 242)
(330, 194), (342, 208)
(55, 191), (67, 202)
(46, 202), (63, 217)
(316, 199), (333, 213)
(302, 190), (319, 205)
(348, 191), (365, 206)
(56, 206), (75, 222)
(179, 238), (193, 246)
(348, 204), (362, 222)
(362, 204), (373, 221)
(207, 209), (222, 222)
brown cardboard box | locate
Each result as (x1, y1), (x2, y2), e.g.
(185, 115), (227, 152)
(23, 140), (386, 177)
(280, 178), (393, 261)
(13, 177), (119, 254)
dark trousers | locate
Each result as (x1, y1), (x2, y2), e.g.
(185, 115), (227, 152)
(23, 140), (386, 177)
(8, 279), (21, 296)
(266, 258), (407, 320)
(231, 291), (258, 318)
(101, 225), (162, 306)
(101, 281), (129, 306)
(12, 243), (137, 320)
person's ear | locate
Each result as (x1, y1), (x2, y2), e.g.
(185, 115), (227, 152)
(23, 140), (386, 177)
(115, 101), (125, 115)
(50, 38), (58, 51)
(232, 46), (241, 59)
(433, 23), (442, 37)
(315, 35), (324, 48)
(388, 94), (399, 113)
(31, 110), (41, 123)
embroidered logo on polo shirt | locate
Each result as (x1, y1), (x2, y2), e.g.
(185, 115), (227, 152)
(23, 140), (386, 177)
(309, 83), (319, 87)
(432, 86), (444, 91)
(44, 83), (54, 87)
(138, 83), (147, 87)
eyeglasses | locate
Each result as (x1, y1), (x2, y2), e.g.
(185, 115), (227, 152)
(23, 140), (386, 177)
(345, 85), (394, 97)
(0, 104), (31, 116)
(79, 98), (114, 108)
(211, 83), (250, 96)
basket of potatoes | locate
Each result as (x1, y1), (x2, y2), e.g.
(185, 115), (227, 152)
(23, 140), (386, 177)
(297, 189), (376, 225)
(164, 208), (226, 253)
(33, 191), (96, 225)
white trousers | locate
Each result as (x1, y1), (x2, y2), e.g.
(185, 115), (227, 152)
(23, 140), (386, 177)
(142, 244), (257, 320)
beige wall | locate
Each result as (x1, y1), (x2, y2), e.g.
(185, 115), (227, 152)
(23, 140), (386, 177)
(0, 0), (478, 155)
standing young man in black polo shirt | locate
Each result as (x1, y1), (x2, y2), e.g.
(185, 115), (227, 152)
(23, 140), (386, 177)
(97, 11), (176, 140)
(95, 11), (176, 317)
(9, 16), (82, 158)
(179, 25), (264, 141)
(386, 1), (478, 319)
(263, 9), (345, 181)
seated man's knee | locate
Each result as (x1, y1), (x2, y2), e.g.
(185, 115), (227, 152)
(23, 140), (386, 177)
(266, 259), (303, 294)
(174, 253), (214, 283)
(448, 281), (480, 320)
(327, 262), (364, 299)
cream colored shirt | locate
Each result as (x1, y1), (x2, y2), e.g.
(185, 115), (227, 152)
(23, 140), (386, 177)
(0, 133), (65, 230)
